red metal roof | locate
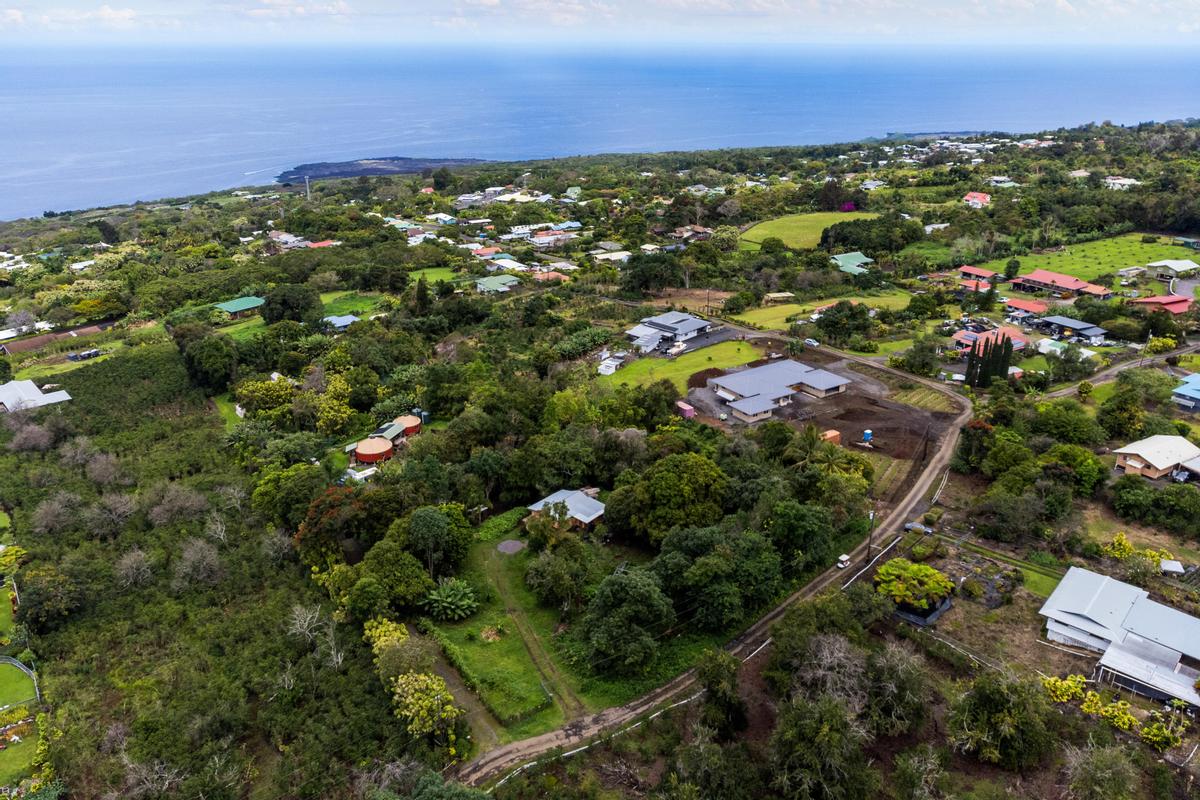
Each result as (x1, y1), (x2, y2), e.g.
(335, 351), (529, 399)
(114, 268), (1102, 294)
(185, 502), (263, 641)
(960, 265), (997, 278)
(1004, 298), (1049, 314)
(1132, 295), (1194, 315)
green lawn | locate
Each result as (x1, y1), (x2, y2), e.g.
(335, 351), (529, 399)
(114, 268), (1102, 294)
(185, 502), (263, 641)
(0, 588), (13, 640)
(0, 665), (35, 708)
(212, 394), (242, 432)
(409, 266), (459, 284)
(599, 340), (763, 391)
(0, 512), (8, 531)
(319, 291), (383, 317)
(218, 316), (266, 342)
(0, 737), (34, 788)
(436, 541), (565, 737)
(14, 345), (126, 381)
(740, 211), (879, 250)
(732, 290), (914, 330)
(977, 234), (1199, 282)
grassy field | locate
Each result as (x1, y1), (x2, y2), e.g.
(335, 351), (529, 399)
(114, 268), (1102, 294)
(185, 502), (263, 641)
(732, 289), (914, 330)
(740, 211), (879, 250)
(409, 266), (460, 284)
(0, 738), (34, 788)
(599, 340), (762, 391)
(892, 386), (957, 413)
(861, 450), (907, 500)
(319, 291), (383, 317)
(14, 344), (126, 381)
(0, 512), (9, 531)
(0, 665), (35, 708)
(212, 394), (242, 432)
(976, 234), (1199, 282)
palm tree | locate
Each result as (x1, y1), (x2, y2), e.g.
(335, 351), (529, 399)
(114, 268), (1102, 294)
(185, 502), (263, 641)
(783, 423), (823, 468)
(811, 441), (857, 476)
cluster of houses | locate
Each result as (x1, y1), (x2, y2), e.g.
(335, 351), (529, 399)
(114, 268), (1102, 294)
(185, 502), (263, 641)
(267, 229), (342, 251)
(708, 359), (850, 423)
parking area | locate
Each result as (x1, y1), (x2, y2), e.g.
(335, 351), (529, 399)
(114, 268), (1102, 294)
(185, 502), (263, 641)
(649, 325), (741, 358)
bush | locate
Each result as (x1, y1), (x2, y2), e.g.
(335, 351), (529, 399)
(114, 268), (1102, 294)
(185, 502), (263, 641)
(1041, 674), (1086, 703)
(960, 578), (984, 599)
(421, 578), (479, 622)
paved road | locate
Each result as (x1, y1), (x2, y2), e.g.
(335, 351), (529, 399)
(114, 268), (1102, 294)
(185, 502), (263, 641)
(454, 353), (973, 787)
(1045, 341), (1199, 398)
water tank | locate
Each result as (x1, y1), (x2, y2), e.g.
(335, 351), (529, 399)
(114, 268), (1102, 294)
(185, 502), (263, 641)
(863, 429), (873, 443)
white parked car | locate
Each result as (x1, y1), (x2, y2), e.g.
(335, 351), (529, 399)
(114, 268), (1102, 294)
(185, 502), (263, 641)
(836, 554), (851, 569)
(804, 338), (820, 348)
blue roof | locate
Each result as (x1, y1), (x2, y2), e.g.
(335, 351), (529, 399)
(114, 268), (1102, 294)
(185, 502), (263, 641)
(323, 314), (360, 328)
(1174, 383), (1200, 401)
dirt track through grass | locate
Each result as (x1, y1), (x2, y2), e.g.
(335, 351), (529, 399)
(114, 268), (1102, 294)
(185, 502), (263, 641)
(482, 548), (587, 721)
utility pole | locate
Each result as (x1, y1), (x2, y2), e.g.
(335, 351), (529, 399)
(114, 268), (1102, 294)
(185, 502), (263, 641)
(867, 509), (876, 556)
(305, 176), (311, 203)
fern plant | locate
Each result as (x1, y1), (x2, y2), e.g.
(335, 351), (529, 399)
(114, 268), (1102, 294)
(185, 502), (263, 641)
(422, 578), (479, 622)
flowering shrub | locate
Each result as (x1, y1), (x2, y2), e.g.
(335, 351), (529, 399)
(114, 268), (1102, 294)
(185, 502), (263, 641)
(1041, 674), (1086, 703)
(1101, 533), (1135, 560)
(362, 617), (409, 665)
(1080, 691), (1104, 715)
(390, 672), (463, 740)
(1097, 699), (1138, 731)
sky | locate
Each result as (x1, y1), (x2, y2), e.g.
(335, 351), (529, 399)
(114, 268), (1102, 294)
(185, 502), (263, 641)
(1, 0), (1199, 46)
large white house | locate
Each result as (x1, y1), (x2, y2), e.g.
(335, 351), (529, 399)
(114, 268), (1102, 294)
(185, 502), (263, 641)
(708, 359), (850, 423)
(625, 312), (712, 352)
(1040, 567), (1200, 707)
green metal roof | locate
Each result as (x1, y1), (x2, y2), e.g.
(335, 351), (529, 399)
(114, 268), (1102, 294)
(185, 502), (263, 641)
(838, 264), (869, 276)
(213, 296), (265, 314)
(830, 252), (874, 270)
(476, 275), (520, 292)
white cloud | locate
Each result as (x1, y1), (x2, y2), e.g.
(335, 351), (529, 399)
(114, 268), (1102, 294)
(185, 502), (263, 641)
(241, 0), (352, 18)
(0, 8), (23, 25)
(32, 4), (139, 28)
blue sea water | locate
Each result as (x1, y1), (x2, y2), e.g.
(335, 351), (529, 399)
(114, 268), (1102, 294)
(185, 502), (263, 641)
(1, 45), (1198, 222)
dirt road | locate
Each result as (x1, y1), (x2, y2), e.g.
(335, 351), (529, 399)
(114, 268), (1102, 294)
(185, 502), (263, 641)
(455, 353), (973, 787)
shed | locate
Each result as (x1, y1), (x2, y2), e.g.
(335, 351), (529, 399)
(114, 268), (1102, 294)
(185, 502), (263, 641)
(821, 429), (841, 445)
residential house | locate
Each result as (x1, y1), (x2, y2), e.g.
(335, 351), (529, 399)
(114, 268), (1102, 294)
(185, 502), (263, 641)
(323, 314), (360, 332)
(830, 252), (874, 273)
(0, 380), (71, 412)
(306, 240), (341, 249)
(708, 360), (850, 423)
(625, 312), (712, 352)
(213, 296), (265, 320)
(924, 223), (950, 235)
(988, 176), (1019, 188)
(1003, 298), (1049, 319)
(860, 179), (887, 191)
(1010, 269), (1112, 299)
(1148, 259), (1200, 281)
(959, 265), (997, 282)
(1171, 374), (1200, 412)
(764, 292), (796, 304)
(1173, 236), (1200, 251)
(532, 271), (569, 283)
(958, 280), (992, 294)
(951, 326), (1028, 355)
(527, 489), (605, 527)
(1131, 295), (1194, 316)
(963, 191), (992, 208)
(1040, 567), (1200, 708)
(425, 212), (457, 225)
(1068, 169), (1092, 179)
(475, 275), (520, 294)
(489, 258), (529, 272)
(1035, 315), (1108, 345)
(1104, 176), (1142, 191)
(593, 250), (633, 264)
(1037, 338), (1097, 361)
(1113, 434), (1200, 479)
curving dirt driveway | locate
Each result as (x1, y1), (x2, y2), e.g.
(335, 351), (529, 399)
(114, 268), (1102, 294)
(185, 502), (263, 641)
(455, 354), (973, 787)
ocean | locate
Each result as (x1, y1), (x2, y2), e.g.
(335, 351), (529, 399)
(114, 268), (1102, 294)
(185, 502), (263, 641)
(1, 45), (1198, 222)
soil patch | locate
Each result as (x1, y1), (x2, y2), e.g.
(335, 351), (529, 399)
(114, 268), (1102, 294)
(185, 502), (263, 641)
(497, 539), (526, 555)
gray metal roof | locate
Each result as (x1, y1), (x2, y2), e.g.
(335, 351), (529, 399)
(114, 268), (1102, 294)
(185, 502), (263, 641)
(641, 312), (710, 336)
(1040, 567), (1200, 703)
(729, 395), (780, 415)
(0, 380), (71, 412)
(527, 489), (606, 524)
(710, 359), (849, 398)
(710, 360), (815, 397)
(1039, 316), (1107, 336)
